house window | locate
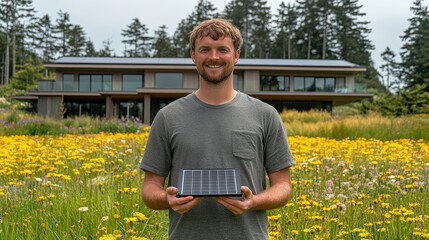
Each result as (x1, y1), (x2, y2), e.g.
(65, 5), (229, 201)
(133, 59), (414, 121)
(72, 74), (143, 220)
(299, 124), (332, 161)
(118, 101), (144, 119)
(79, 75), (91, 92)
(79, 74), (113, 92)
(123, 74), (144, 91)
(260, 75), (290, 91)
(293, 77), (305, 92)
(294, 76), (341, 92)
(63, 74), (74, 91)
(155, 73), (183, 88)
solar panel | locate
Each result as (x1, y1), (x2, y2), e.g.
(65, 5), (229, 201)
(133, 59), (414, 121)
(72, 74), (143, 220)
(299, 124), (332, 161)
(176, 168), (242, 198)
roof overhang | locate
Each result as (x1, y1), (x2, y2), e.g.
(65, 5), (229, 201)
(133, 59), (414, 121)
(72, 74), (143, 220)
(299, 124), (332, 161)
(44, 57), (367, 73)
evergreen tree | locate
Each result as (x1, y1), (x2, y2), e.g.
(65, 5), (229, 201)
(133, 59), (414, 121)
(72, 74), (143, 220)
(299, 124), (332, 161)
(248, 0), (272, 58)
(222, 0), (254, 58)
(67, 25), (86, 56)
(121, 18), (152, 57)
(172, 0), (218, 57)
(84, 39), (97, 56)
(400, 0), (429, 91)
(333, 0), (380, 89)
(272, 2), (299, 59)
(294, 0), (324, 59)
(173, 19), (191, 57)
(98, 39), (114, 57)
(0, 0), (35, 84)
(31, 14), (57, 62)
(10, 57), (43, 91)
(152, 25), (176, 57)
(55, 10), (72, 56)
(380, 47), (401, 93)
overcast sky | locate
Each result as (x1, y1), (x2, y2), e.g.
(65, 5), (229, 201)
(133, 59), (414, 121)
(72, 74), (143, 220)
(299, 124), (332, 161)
(31, 0), (417, 70)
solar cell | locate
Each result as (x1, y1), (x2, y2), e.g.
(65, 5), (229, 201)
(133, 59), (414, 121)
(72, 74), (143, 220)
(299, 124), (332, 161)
(176, 168), (242, 198)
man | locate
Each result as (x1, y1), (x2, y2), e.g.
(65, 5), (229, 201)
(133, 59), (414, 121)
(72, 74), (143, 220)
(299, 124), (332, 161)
(140, 18), (295, 240)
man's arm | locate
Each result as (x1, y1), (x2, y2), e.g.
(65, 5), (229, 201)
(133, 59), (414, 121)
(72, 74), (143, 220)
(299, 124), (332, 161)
(213, 167), (292, 215)
(142, 171), (202, 214)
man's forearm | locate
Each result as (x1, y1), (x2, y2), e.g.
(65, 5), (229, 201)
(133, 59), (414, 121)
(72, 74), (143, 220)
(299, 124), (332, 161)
(142, 177), (170, 210)
(251, 182), (292, 210)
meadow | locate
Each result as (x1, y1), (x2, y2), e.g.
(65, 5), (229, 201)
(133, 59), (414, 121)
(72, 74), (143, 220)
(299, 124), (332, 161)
(0, 110), (429, 239)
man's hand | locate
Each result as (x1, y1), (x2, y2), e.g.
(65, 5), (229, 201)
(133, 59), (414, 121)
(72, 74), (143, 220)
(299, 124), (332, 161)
(166, 187), (202, 214)
(213, 186), (254, 215)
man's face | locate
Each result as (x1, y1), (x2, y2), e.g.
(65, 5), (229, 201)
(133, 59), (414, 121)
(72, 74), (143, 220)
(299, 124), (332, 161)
(191, 36), (240, 85)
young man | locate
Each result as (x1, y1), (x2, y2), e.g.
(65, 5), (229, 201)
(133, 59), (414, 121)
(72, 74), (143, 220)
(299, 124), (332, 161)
(140, 18), (295, 240)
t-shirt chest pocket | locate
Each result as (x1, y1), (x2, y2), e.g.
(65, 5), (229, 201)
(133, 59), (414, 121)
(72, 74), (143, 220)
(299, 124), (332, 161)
(231, 130), (258, 160)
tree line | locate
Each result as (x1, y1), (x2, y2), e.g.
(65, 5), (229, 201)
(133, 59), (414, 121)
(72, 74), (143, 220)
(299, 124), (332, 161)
(1, 0), (428, 115)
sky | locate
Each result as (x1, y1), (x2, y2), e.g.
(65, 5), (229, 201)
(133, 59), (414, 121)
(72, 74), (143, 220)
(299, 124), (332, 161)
(31, 0), (417, 70)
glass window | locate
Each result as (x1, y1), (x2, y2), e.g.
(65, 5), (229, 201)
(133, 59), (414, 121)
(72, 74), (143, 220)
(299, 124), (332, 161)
(336, 77), (345, 88)
(260, 75), (289, 91)
(260, 75), (270, 91)
(315, 78), (325, 91)
(326, 78), (335, 91)
(79, 75), (91, 92)
(155, 73), (183, 88)
(103, 75), (112, 91)
(63, 74), (74, 91)
(123, 74), (144, 91)
(294, 77), (305, 91)
(91, 75), (102, 92)
(304, 77), (315, 91)
(118, 101), (144, 119)
(283, 76), (290, 92)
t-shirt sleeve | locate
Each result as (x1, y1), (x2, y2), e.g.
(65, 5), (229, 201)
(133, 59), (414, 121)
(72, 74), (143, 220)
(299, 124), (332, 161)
(264, 108), (296, 173)
(139, 111), (172, 177)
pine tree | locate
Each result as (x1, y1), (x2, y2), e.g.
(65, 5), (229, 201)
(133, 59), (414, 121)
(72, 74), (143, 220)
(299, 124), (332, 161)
(294, 0), (322, 59)
(121, 18), (152, 57)
(30, 14), (57, 62)
(172, 0), (218, 57)
(84, 39), (97, 56)
(248, 0), (272, 58)
(272, 2), (299, 59)
(222, 0), (256, 58)
(98, 39), (114, 57)
(10, 57), (43, 91)
(400, 0), (429, 91)
(333, 0), (380, 89)
(55, 10), (72, 57)
(152, 25), (176, 57)
(380, 47), (401, 93)
(67, 25), (86, 56)
(0, 0), (35, 84)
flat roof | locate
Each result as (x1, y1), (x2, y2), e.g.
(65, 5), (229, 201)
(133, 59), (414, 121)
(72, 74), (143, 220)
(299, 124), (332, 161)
(47, 57), (364, 69)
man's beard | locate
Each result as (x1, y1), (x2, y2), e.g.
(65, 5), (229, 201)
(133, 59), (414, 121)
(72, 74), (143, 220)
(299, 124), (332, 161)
(198, 61), (233, 84)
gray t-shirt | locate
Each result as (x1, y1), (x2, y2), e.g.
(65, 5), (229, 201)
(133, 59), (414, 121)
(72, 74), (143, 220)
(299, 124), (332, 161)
(140, 91), (295, 240)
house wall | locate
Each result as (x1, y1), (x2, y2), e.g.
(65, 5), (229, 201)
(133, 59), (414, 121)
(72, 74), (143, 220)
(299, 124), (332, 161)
(38, 96), (62, 119)
(243, 71), (259, 91)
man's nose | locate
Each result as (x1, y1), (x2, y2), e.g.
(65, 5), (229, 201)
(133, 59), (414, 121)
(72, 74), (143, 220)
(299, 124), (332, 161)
(208, 49), (220, 59)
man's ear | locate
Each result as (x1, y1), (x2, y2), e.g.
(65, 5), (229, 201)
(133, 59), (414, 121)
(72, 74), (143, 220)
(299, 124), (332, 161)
(234, 49), (240, 64)
(191, 51), (196, 63)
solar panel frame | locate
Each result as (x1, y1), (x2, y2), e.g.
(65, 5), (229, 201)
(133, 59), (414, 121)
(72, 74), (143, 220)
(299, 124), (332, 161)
(176, 168), (242, 198)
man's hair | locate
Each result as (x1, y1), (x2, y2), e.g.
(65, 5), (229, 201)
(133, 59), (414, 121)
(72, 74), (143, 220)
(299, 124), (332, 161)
(189, 18), (243, 51)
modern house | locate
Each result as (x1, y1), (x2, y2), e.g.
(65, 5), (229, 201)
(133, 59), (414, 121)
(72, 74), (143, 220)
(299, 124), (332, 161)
(18, 57), (372, 125)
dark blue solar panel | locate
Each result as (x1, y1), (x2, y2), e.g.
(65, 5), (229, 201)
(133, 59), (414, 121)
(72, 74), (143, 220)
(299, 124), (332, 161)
(177, 168), (242, 197)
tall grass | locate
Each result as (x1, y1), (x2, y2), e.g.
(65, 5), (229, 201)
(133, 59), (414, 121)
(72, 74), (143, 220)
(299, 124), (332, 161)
(0, 111), (147, 136)
(282, 110), (429, 140)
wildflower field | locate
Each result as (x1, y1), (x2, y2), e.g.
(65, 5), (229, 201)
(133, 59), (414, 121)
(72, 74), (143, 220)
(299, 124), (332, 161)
(0, 132), (429, 239)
